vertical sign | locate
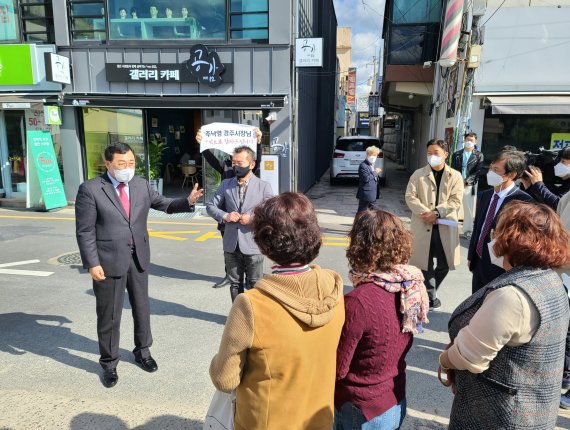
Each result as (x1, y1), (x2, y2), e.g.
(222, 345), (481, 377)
(27, 130), (67, 210)
(260, 155), (279, 195)
(347, 67), (357, 107)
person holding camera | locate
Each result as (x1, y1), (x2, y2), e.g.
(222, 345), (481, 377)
(451, 133), (484, 239)
(520, 147), (570, 210)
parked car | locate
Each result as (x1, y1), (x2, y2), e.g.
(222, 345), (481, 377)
(330, 136), (386, 186)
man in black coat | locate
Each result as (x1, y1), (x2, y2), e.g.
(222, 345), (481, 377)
(75, 143), (203, 388)
(356, 145), (382, 213)
(450, 133), (484, 238)
(467, 150), (533, 293)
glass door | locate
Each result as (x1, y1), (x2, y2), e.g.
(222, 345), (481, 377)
(5, 110), (27, 197)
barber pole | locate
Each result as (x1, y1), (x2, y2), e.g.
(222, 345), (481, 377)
(439, 0), (464, 67)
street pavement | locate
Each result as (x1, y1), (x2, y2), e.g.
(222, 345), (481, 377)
(0, 160), (569, 429)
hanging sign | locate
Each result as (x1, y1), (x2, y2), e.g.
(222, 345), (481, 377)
(295, 38), (323, 67)
(27, 130), (67, 210)
(199, 123), (257, 156)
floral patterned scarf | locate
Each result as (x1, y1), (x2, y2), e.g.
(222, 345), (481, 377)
(349, 264), (430, 334)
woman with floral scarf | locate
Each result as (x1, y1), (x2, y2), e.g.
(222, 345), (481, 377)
(334, 209), (429, 430)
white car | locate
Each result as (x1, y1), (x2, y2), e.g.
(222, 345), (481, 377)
(330, 136), (386, 185)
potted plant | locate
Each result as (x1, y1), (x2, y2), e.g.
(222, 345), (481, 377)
(148, 136), (166, 194)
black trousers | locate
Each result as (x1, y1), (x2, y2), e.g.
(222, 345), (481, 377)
(357, 199), (376, 214)
(422, 227), (449, 302)
(93, 252), (151, 371)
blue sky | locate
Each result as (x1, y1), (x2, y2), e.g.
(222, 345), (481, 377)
(332, 0), (386, 99)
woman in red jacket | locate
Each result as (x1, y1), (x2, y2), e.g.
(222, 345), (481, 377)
(334, 209), (429, 430)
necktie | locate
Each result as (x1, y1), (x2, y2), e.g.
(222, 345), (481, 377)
(476, 194), (500, 258)
(117, 182), (130, 218)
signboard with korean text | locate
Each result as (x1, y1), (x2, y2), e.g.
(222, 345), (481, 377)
(357, 112), (370, 128)
(260, 155), (279, 194)
(550, 133), (570, 150)
(347, 67), (357, 107)
(295, 38), (323, 67)
(105, 62), (233, 85)
(26, 131), (67, 210)
(199, 123), (257, 156)
(0, 44), (39, 85)
(44, 53), (71, 85)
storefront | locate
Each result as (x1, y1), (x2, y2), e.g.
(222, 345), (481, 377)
(0, 44), (66, 206)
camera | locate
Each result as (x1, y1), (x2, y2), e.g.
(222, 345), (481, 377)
(524, 148), (562, 192)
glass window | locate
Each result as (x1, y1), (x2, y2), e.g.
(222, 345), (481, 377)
(82, 108), (145, 180)
(21, 1), (55, 43)
(69, 1), (106, 42)
(230, 0), (268, 41)
(107, 0), (226, 41)
(0, 1), (19, 42)
(389, 26), (425, 64)
(392, 0), (442, 24)
(335, 138), (381, 152)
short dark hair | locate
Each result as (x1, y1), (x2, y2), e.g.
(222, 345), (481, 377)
(426, 139), (449, 153)
(492, 150), (526, 179)
(560, 147), (570, 160)
(464, 132), (477, 140)
(347, 209), (412, 273)
(234, 145), (256, 161)
(119, 7), (127, 13)
(104, 143), (133, 162)
(253, 193), (321, 266)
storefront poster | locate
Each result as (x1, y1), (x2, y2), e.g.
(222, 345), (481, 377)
(260, 155), (279, 194)
(27, 131), (67, 210)
(199, 123), (257, 156)
(550, 133), (570, 150)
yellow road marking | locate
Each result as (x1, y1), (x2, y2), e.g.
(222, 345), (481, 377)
(0, 214), (217, 227)
(195, 231), (222, 242)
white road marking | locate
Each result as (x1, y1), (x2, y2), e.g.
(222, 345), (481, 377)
(0, 260), (54, 277)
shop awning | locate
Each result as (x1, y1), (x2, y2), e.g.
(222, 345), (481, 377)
(0, 94), (60, 108)
(487, 96), (570, 115)
(62, 95), (287, 110)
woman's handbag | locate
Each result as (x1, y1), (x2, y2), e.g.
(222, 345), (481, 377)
(203, 390), (236, 430)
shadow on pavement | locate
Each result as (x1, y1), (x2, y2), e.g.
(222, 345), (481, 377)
(85, 290), (227, 326)
(70, 413), (202, 430)
(0, 312), (130, 374)
(149, 263), (221, 283)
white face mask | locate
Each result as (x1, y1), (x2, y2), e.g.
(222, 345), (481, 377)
(113, 168), (135, 183)
(487, 239), (504, 269)
(464, 141), (475, 149)
(427, 155), (443, 168)
(367, 156), (377, 165)
(486, 170), (505, 187)
(554, 162), (570, 178)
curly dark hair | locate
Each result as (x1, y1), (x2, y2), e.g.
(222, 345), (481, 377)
(252, 192), (321, 265)
(347, 209), (412, 273)
(493, 201), (570, 268)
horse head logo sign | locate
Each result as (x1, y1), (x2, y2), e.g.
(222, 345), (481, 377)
(186, 44), (225, 88)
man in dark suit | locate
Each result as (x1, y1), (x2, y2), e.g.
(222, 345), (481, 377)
(450, 132), (484, 238)
(468, 150), (533, 293)
(75, 143), (203, 388)
(356, 145), (382, 213)
(207, 146), (274, 301)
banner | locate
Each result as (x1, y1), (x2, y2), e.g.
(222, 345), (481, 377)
(27, 130), (67, 210)
(550, 133), (570, 150)
(199, 123), (257, 156)
(347, 67), (357, 107)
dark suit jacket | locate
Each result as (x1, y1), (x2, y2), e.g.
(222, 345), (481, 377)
(451, 149), (484, 186)
(468, 186), (533, 280)
(356, 160), (378, 201)
(75, 174), (193, 277)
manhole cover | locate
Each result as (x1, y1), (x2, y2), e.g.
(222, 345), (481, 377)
(50, 251), (83, 266)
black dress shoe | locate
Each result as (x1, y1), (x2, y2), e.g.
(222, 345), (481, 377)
(135, 356), (158, 372)
(212, 276), (231, 289)
(102, 369), (118, 388)
(429, 298), (442, 309)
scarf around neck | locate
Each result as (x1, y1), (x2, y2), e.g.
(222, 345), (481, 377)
(349, 264), (430, 333)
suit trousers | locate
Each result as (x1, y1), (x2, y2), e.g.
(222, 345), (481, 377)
(357, 199), (376, 214)
(462, 185), (476, 234)
(93, 252), (152, 370)
(421, 227), (449, 302)
(224, 244), (264, 298)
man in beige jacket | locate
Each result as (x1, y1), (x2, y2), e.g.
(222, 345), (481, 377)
(405, 139), (464, 308)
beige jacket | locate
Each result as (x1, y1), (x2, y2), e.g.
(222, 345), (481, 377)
(405, 164), (464, 271)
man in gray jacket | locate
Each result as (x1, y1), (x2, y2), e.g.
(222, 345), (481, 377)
(207, 146), (274, 301)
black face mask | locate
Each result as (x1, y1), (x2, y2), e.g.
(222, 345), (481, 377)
(233, 165), (251, 179)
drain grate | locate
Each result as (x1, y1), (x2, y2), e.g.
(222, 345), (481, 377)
(55, 251), (83, 266)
